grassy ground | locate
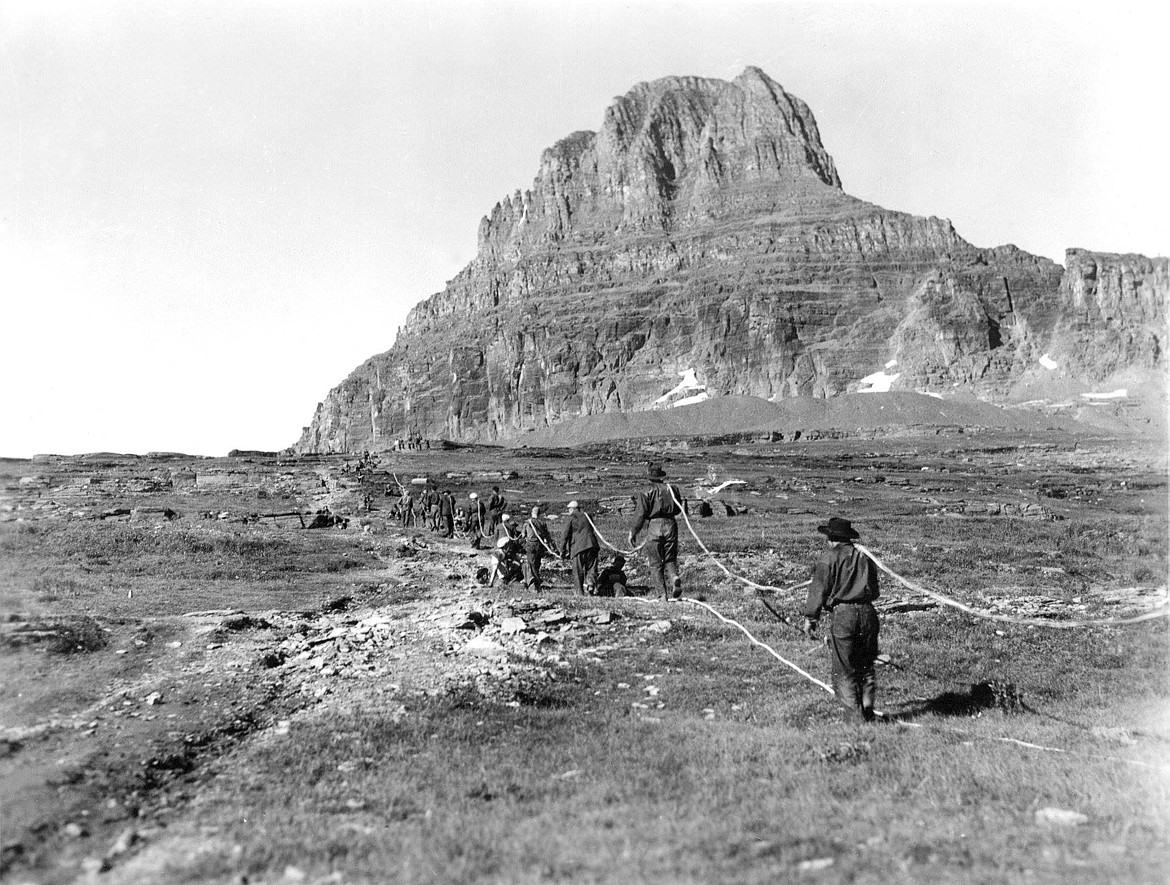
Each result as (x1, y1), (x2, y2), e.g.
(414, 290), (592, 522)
(1, 433), (1167, 883)
(110, 591), (1169, 884)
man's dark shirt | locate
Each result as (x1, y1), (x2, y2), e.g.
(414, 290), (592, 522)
(523, 517), (553, 552)
(630, 483), (683, 537)
(804, 542), (880, 619)
(560, 512), (599, 558)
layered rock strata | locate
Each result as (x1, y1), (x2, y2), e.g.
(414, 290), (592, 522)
(297, 68), (1165, 452)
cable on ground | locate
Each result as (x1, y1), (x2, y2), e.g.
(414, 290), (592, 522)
(582, 510), (645, 557)
(658, 595), (1166, 771)
(854, 543), (1168, 629)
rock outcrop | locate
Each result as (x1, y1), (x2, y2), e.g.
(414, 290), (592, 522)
(296, 68), (1166, 452)
(1049, 249), (1167, 378)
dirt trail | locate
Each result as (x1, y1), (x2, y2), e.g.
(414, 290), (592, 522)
(3, 528), (674, 883)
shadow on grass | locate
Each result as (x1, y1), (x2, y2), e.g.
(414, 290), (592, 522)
(882, 681), (1025, 721)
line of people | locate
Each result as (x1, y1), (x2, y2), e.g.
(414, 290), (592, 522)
(390, 462), (882, 723)
(389, 484), (458, 535)
(467, 463), (687, 601)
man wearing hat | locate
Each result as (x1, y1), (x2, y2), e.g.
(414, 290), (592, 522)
(628, 464), (685, 600)
(560, 501), (599, 595)
(803, 517), (881, 722)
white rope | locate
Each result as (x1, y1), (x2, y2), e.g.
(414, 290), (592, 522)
(679, 597), (834, 693)
(389, 472), (407, 495)
(667, 596), (1166, 771)
(854, 543), (1169, 629)
(668, 486), (799, 594)
(890, 719), (1167, 771)
(525, 518), (563, 559)
(582, 510), (645, 557)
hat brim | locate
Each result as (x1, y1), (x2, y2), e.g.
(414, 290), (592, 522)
(817, 524), (859, 540)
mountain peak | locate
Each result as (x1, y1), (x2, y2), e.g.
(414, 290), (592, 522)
(477, 67), (843, 259)
(295, 70), (1167, 453)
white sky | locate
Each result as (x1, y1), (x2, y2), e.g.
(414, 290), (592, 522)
(1, 1), (1165, 457)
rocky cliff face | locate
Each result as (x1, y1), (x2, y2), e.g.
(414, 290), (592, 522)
(1050, 249), (1167, 377)
(296, 68), (1166, 452)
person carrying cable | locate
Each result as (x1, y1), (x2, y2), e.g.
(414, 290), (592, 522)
(628, 463), (684, 600)
(802, 517), (881, 723)
(521, 505), (556, 593)
(560, 500), (599, 595)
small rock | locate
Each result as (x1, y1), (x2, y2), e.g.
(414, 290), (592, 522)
(1090, 726), (1137, 746)
(106, 826), (138, 859)
(63, 822), (87, 838)
(144, 692), (162, 706)
(642, 620), (672, 634)
(539, 608), (568, 625)
(80, 857), (104, 875)
(500, 617), (528, 635)
(594, 611), (616, 625)
(1035, 807), (1089, 826)
(463, 635), (506, 658)
(798, 857), (834, 872)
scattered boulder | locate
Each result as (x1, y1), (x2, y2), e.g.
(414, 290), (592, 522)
(500, 617), (529, 635)
(1035, 807), (1089, 827)
(463, 635), (507, 659)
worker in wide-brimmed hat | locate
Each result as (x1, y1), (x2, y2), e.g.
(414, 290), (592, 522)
(628, 463), (685, 600)
(802, 517), (881, 723)
(560, 500), (599, 595)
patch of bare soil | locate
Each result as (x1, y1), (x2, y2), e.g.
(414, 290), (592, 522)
(0, 516), (667, 883)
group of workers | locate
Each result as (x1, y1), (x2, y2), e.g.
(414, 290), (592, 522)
(472, 464), (688, 602)
(388, 462), (882, 724)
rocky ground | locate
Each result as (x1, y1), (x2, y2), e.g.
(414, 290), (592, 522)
(1, 431), (1166, 883)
